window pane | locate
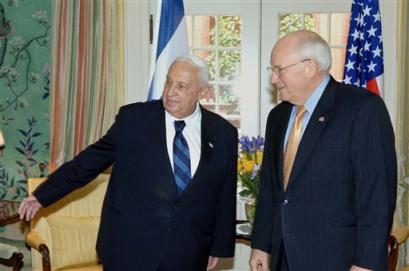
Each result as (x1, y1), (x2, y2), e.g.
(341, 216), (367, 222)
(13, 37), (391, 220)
(279, 13), (303, 37)
(219, 50), (241, 81)
(219, 84), (240, 115)
(193, 49), (216, 81)
(186, 15), (243, 129)
(218, 16), (241, 47)
(194, 16), (216, 48)
(330, 14), (350, 46)
(309, 13), (329, 43)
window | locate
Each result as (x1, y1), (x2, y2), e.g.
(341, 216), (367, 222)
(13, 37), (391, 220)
(186, 15), (242, 128)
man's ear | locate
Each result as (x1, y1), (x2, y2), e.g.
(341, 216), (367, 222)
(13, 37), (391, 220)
(306, 59), (318, 77)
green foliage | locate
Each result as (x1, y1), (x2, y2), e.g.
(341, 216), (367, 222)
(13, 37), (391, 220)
(208, 16), (241, 82)
(279, 13), (315, 37)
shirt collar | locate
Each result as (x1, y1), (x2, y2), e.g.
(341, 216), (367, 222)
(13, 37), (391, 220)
(165, 103), (201, 128)
(303, 74), (330, 114)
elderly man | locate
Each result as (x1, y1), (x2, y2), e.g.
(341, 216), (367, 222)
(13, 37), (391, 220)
(19, 55), (238, 271)
(250, 30), (396, 271)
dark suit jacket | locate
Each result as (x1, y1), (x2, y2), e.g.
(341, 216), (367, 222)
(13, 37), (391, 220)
(251, 77), (397, 271)
(34, 100), (238, 271)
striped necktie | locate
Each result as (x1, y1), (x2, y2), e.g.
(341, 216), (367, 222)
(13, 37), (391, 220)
(283, 106), (306, 190)
(173, 120), (191, 194)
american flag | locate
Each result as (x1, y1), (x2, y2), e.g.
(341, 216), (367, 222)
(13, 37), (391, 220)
(343, 0), (384, 96)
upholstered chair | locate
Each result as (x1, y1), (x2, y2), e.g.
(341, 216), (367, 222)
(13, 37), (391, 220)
(26, 173), (109, 271)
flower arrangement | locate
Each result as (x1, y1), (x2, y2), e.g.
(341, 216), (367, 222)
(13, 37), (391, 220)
(237, 135), (264, 203)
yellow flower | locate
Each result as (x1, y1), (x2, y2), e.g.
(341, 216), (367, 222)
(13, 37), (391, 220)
(238, 157), (256, 173)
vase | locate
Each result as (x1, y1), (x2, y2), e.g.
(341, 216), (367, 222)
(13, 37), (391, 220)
(245, 200), (256, 228)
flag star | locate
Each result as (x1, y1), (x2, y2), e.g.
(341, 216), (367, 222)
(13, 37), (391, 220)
(367, 26), (377, 37)
(359, 15), (364, 26)
(364, 41), (371, 51)
(345, 60), (355, 71)
(373, 11), (381, 22)
(359, 47), (364, 56)
(348, 44), (358, 55)
(343, 75), (352, 84)
(354, 14), (361, 25)
(378, 35), (383, 43)
(351, 29), (360, 41)
(357, 63), (361, 72)
(360, 31), (365, 40)
(373, 46), (382, 58)
(363, 5), (373, 17)
(367, 61), (377, 72)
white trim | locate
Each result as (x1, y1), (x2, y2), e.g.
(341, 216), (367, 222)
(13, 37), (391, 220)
(124, 0), (150, 104)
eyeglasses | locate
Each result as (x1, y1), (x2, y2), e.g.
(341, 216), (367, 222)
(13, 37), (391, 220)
(267, 58), (311, 76)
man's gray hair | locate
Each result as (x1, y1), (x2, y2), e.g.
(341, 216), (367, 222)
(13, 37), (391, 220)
(173, 55), (210, 85)
(295, 31), (332, 71)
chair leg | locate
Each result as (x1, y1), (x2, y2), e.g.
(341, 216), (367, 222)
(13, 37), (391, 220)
(12, 251), (24, 271)
(388, 235), (399, 271)
(0, 251), (24, 271)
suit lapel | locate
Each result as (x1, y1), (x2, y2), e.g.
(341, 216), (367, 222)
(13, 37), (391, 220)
(276, 104), (293, 191)
(177, 106), (213, 197)
(287, 78), (337, 188)
(147, 102), (179, 198)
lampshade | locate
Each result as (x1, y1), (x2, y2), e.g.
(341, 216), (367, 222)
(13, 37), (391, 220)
(0, 130), (4, 147)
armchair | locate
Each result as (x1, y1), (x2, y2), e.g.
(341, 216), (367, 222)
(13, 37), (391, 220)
(26, 173), (109, 271)
(388, 226), (409, 271)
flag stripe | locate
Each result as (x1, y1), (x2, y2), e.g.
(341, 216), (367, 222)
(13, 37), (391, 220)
(147, 0), (188, 101)
(157, 0), (185, 58)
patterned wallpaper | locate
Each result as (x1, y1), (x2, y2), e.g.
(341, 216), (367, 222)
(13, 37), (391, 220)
(0, 0), (51, 201)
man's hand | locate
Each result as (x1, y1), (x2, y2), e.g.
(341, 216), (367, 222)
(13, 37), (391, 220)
(19, 195), (42, 221)
(350, 265), (372, 271)
(250, 249), (270, 271)
(207, 256), (220, 270)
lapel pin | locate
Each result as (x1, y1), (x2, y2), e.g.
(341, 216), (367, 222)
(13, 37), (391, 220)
(209, 142), (214, 148)
(318, 116), (325, 122)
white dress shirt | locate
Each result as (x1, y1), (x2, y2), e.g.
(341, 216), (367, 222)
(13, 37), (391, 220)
(165, 103), (201, 177)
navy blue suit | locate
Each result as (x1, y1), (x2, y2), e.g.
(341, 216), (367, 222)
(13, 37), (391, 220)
(251, 77), (396, 271)
(34, 101), (238, 271)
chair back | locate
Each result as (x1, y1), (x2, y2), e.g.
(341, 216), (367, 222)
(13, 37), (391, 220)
(28, 174), (109, 271)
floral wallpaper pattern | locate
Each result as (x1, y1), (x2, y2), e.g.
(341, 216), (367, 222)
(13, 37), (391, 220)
(0, 0), (51, 201)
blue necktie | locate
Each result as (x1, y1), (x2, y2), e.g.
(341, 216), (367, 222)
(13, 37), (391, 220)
(173, 120), (191, 194)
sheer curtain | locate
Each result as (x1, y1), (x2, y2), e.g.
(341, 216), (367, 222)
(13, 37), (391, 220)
(49, 0), (124, 171)
(396, 0), (409, 265)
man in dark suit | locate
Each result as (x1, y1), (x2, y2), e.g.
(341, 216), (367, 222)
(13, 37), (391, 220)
(250, 30), (396, 271)
(19, 55), (238, 271)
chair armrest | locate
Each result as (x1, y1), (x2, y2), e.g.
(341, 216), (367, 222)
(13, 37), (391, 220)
(26, 230), (51, 271)
(392, 226), (409, 245)
(26, 230), (47, 251)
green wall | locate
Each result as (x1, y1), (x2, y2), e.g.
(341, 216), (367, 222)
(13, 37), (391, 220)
(0, 0), (51, 201)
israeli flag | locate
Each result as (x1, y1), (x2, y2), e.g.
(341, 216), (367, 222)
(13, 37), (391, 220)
(147, 0), (189, 100)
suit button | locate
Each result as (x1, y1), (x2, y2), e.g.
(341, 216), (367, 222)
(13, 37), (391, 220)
(283, 199), (289, 205)
(168, 228), (172, 232)
(173, 206), (179, 211)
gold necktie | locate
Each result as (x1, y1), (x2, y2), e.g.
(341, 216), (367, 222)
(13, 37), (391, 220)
(283, 106), (306, 190)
